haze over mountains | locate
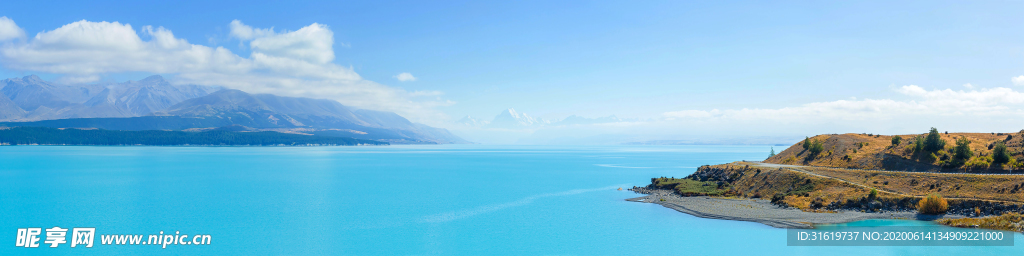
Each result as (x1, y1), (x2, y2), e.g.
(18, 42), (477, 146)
(458, 107), (635, 129)
(0, 75), (466, 144)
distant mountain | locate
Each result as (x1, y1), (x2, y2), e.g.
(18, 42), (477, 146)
(98, 75), (217, 116)
(456, 115), (486, 126)
(0, 75), (218, 121)
(154, 89), (467, 144)
(0, 75), (467, 144)
(0, 93), (25, 120)
(486, 108), (548, 128)
(460, 108), (633, 129)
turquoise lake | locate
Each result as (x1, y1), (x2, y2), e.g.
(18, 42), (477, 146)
(1, 145), (1020, 255)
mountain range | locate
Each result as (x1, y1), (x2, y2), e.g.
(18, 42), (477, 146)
(458, 108), (634, 129)
(0, 75), (466, 144)
(0, 75), (218, 121)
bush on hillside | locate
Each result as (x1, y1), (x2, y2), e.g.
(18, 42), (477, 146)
(992, 141), (1010, 165)
(807, 139), (824, 158)
(952, 137), (973, 164)
(891, 135), (902, 146)
(913, 136), (925, 153)
(917, 194), (949, 214)
(771, 193), (786, 204)
(802, 137), (811, 149)
(964, 156), (992, 170)
(924, 127), (946, 152)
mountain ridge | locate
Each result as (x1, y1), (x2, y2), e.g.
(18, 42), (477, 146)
(0, 75), (468, 144)
(0, 75), (218, 121)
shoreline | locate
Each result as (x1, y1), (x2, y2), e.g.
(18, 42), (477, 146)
(627, 188), (963, 229)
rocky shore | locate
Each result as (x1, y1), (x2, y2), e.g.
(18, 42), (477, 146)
(627, 187), (962, 229)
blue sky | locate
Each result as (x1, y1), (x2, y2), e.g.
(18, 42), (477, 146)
(2, 1), (1024, 143)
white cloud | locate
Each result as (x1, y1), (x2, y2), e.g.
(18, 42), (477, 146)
(231, 20), (335, 64)
(662, 85), (1024, 128)
(1013, 75), (1024, 86)
(395, 72), (417, 82)
(663, 109), (717, 119)
(227, 20), (274, 40)
(0, 16), (25, 41)
(0, 18), (450, 122)
(962, 83), (974, 89)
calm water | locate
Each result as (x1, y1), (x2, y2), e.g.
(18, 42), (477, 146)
(0, 145), (1020, 255)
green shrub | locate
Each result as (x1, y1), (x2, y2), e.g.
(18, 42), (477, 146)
(868, 189), (878, 201)
(924, 128), (946, 152)
(808, 139), (824, 158)
(891, 135), (902, 146)
(992, 141), (1010, 165)
(964, 156), (992, 170)
(802, 136), (811, 149)
(1010, 158), (1024, 170)
(912, 135), (926, 154)
(952, 137), (973, 165)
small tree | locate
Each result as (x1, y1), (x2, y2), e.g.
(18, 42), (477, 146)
(993, 141), (1010, 165)
(914, 136), (925, 153)
(952, 137), (972, 164)
(917, 194), (949, 214)
(924, 127), (945, 152)
(891, 135), (902, 146)
(768, 147), (776, 158)
(808, 139), (824, 158)
(868, 188), (878, 201)
(802, 137), (811, 150)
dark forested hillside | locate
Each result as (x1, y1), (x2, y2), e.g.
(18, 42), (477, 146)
(0, 127), (387, 146)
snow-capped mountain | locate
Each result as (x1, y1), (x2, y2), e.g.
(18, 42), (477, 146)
(486, 108), (548, 128)
(458, 108), (634, 129)
(0, 75), (218, 121)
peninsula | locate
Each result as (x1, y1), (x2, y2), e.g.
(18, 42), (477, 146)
(630, 128), (1024, 231)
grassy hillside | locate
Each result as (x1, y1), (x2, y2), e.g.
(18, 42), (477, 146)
(676, 162), (1024, 215)
(765, 129), (1024, 173)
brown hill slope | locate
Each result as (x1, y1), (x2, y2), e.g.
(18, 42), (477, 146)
(765, 130), (1024, 173)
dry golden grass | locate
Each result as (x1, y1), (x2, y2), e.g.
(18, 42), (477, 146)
(765, 131), (1024, 172)
(703, 162), (1024, 210)
(798, 166), (1024, 202)
(938, 213), (1024, 232)
(698, 163), (893, 210)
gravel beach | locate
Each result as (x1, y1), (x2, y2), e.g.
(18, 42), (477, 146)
(627, 188), (959, 229)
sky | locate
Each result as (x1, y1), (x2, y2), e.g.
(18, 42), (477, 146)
(1, 1), (1024, 144)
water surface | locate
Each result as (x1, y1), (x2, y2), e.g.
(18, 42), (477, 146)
(0, 145), (1019, 255)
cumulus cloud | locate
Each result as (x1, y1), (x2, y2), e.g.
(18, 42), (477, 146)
(1013, 75), (1024, 86)
(0, 18), (450, 122)
(229, 20), (335, 64)
(962, 83), (974, 89)
(227, 20), (274, 40)
(395, 72), (417, 82)
(0, 16), (25, 41)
